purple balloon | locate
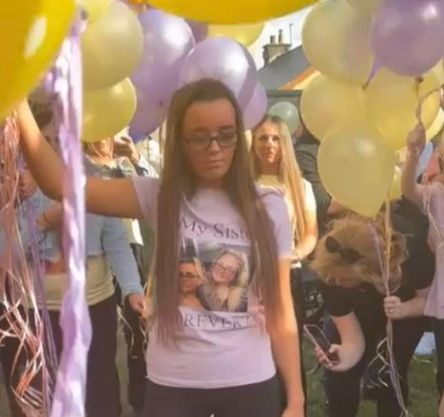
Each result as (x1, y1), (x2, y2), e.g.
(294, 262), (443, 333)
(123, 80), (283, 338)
(243, 83), (268, 130)
(130, 90), (165, 137)
(371, 0), (444, 76)
(132, 9), (195, 108)
(179, 37), (257, 108)
(187, 20), (208, 43)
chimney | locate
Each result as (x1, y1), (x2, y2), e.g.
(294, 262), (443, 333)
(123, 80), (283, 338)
(262, 30), (291, 66)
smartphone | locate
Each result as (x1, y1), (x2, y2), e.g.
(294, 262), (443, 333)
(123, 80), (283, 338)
(303, 324), (339, 363)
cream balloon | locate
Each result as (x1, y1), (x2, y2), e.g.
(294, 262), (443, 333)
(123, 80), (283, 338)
(77, 0), (111, 21)
(208, 23), (264, 46)
(82, 78), (137, 142)
(318, 123), (396, 217)
(302, 0), (373, 85)
(300, 75), (367, 141)
(82, 1), (144, 90)
(367, 68), (440, 150)
(346, 0), (383, 15)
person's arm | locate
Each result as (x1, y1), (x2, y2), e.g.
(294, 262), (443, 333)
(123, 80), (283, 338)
(17, 101), (143, 219)
(315, 313), (366, 373)
(295, 148), (331, 217)
(294, 182), (318, 260)
(37, 201), (63, 231)
(102, 217), (146, 316)
(401, 125), (427, 206)
(266, 258), (304, 416)
(384, 288), (429, 320)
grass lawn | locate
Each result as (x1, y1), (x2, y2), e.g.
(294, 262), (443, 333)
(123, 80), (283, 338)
(0, 336), (438, 417)
(304, 342), (438, 417)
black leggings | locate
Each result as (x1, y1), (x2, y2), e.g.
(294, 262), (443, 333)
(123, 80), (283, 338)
(323, 316), (425, 417)
(142, 376), (282, 417)
(432, 318), (444, 394)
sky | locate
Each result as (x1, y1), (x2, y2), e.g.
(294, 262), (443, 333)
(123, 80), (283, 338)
(250, 5), (314, 69)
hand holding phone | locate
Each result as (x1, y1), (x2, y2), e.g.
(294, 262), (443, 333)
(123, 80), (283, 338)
(303, 324), (339, 364)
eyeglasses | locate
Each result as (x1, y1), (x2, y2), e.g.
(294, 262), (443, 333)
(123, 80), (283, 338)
(179, 272), (201, 280)
(184, 131), (238, 151)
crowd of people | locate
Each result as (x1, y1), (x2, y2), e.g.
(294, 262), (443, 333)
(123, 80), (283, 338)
(0, 78), (443, 417)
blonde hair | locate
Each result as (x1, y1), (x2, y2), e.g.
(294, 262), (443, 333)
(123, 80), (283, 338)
(213, 250), (249, 312)
(252, 115), (308, 243)
(311, 214), (407, 294)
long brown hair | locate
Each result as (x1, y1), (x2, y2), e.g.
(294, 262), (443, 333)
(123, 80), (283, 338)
(155, 79), (281, 341)
(252, 115), (308, 243)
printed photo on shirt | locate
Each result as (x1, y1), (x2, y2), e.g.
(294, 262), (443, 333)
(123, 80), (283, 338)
(180, 239), (251, 313)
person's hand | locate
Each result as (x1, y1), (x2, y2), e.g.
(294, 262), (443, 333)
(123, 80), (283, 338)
(113, 137), (140, 164)
(19, 169), (37, 200)
(384, 296), (404, 320)
(127, 292), (148, 319)
(406, 124), (426, 158)
(314, 344), (358, 372)
(36, 212), (50, 232)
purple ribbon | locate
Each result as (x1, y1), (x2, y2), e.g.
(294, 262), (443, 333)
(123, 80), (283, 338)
(43, 15), (92, 417)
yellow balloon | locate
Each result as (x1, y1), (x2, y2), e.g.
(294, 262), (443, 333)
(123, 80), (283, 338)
(318, 123), (396, 217)
(300, 75), (367, 141)
(302, 0), (373, 86)
(367, 68), (440, 150)
(426, 109), (444, 141)
(421, 60), (444, 96)
(0, 0), (75, 119)
(82, 1), (144, 90)
(148, 0), (316, 24)
(78, 0), (111, 21)
(389, 166), (402, 201)
(208, 23), (264, 46)
(82, 78), (137, 143)
(346, 0), (383, 15)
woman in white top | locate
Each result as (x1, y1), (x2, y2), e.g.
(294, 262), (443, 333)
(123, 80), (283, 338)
(252, 115), (318, 263)
(17, 79), (304, 417)
(252, 114), (318, 411)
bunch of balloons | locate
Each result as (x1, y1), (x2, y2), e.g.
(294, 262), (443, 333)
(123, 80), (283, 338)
(300, 0), (444, 217)
(129, 8), (269, 139)
(80, 0), (142, 142)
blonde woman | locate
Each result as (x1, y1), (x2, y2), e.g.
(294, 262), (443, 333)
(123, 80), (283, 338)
(252, 114), (318, 411)
(200, 249), (249, 312)
(311, 210), (434, 417)
(252, 115), (318, 265)
(179, 258), (207, 310)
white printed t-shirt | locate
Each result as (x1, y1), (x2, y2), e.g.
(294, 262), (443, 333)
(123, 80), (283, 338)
(132, 177), (292, 388)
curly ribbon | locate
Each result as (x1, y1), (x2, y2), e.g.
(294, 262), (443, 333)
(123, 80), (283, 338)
(370, 205), (410, 417)
(1, 117), (57, 416)
(42, 15), (92, 417)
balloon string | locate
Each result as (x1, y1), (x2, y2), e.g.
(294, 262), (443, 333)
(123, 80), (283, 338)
(415, 79), (426, 129)
(370, 205), (411, 417)
(0, 117), (51, 417)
